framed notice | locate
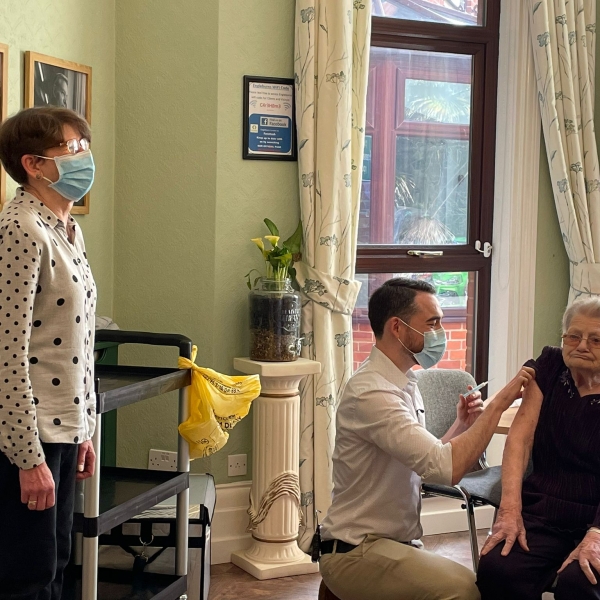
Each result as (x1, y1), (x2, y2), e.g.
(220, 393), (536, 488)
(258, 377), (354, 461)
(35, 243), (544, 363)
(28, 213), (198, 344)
(243, 76), (297, 161)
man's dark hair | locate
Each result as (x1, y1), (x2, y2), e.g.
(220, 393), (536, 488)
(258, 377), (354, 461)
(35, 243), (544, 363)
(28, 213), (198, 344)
(368, 277), (436, 338)
(0, 107), (91, 184)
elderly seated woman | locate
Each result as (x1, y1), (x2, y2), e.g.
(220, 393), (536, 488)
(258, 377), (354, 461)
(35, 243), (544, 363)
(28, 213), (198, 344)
(477, 297), (600, 600)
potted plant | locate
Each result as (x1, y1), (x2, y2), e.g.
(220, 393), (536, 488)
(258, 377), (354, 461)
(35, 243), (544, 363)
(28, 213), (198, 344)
(246, 219), (302, 362)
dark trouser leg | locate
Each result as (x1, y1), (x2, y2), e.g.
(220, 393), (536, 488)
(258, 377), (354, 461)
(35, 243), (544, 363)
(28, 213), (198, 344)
(555, 561), (600, 600)
(476, 514), (575, 600)
(0, 443), (77, 600)
(44, 444), (77, 600)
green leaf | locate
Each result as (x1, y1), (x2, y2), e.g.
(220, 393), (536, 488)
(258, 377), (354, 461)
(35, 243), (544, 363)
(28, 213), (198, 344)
(264, 218), (280, 236)
(282, 220), (303, 255)
(288, 266), (297, 281)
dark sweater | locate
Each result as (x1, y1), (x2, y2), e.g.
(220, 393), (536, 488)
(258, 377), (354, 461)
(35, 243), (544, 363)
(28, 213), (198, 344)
(522, 346), (600, 532)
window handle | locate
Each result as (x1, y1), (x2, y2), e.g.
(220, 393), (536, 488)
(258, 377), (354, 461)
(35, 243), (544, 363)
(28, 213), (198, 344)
(407, 250), (444, 257)
(475, 241), (492, 258)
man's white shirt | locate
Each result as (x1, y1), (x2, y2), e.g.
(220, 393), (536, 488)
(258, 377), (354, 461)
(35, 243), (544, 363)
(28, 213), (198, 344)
(321, 346), (453, 545)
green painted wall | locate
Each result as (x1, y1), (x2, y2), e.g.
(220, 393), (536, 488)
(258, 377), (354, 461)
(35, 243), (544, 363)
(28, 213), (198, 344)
(0, 0), (116, 317)
(113, 0), (297, 483)
(210, 1), (299, 480)
(532, 140), (569, 356)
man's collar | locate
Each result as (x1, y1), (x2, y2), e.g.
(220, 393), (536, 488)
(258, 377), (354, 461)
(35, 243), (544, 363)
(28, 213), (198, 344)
(369, 345), (414, 390)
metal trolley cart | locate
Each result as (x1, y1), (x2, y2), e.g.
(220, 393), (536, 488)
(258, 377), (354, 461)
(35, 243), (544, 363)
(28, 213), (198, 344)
(68, 330), (197, 600)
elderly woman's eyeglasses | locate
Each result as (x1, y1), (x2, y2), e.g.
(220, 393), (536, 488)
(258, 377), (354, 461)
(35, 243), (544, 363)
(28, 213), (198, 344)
(58, 138), (90, 155)
(562, 333), (600, 349)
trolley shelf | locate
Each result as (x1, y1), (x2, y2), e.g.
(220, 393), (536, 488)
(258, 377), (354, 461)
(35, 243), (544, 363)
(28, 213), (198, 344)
(74, 467), (189, 537)
(96, 365), (191, 413)
(63, 566), (187, 600)
(73, 330), (194, 600)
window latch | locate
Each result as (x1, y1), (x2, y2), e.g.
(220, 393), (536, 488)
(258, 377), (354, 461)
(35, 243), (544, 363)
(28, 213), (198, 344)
(475, 240), (492, 258)
(407, 250), (444, 257)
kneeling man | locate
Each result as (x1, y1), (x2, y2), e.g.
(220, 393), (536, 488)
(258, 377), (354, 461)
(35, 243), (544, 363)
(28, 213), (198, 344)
(319, 278), (534, 600)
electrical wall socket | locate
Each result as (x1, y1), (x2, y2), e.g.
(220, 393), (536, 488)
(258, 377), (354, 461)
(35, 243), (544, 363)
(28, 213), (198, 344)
(228, 454), (247, 477)
(148, 449), (178, 471)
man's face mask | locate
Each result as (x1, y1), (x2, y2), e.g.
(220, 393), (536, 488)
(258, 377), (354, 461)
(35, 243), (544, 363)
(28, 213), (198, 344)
(36, 150), (95, 202)
(398, 319), (447, 369)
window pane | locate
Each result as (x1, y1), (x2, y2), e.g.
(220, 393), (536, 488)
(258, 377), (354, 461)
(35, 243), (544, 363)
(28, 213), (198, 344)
(372, 0), (483, 26)
(352, 272), (475, 373)
(361, 48), (472, 245)
(395, 136), (469, 244)
(405, 79), (471, 125)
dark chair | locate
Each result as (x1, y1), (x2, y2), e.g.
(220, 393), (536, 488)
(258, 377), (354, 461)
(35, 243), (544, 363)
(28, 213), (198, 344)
(415, 369), (503, 572)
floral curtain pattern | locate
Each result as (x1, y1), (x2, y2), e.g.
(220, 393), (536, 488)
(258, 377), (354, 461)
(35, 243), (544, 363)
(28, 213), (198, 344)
(528, 0), (599, 299)
(294, 0), (371, 549)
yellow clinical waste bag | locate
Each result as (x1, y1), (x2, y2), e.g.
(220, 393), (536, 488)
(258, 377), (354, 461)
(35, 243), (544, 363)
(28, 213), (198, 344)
(178, 346), (261, 459)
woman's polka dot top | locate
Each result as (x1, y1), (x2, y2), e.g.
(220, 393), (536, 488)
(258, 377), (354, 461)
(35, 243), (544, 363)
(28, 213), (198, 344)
(0, 189), (97, 469)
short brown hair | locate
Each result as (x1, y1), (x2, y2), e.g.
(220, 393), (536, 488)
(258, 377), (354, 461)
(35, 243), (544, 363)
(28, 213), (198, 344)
(368, 277), (436, 338)
(0, 107), (91, 184)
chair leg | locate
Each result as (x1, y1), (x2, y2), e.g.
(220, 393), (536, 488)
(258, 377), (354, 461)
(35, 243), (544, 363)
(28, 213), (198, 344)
(466, 500), (480, 572)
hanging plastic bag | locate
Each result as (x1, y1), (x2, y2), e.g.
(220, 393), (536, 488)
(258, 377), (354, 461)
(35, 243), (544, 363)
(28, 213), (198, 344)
(178, 346), (261, 459)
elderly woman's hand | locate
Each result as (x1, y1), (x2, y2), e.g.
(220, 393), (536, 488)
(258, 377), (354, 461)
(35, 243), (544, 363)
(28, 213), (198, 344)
(480, 506), (529, 557)
(457, 386), (484, 429)
(558, 530), (600, 585)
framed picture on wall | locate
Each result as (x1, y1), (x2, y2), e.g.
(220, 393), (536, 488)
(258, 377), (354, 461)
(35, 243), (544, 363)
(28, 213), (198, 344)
(0, 43), (8, 207)
(24, 51), (92, 214)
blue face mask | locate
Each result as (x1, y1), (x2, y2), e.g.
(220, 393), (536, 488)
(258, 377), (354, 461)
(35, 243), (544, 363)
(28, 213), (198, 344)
(399, 320), (447, 369)
(39, 150), (95, 202)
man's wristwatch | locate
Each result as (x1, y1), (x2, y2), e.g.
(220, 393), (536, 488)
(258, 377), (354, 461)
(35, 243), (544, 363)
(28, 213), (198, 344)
(588, 527), (600, 536)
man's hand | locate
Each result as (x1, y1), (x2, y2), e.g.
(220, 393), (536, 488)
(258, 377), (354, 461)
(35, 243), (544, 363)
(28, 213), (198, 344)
(481, 506), (529, 556)
(496, 367), (536, 409)
(558, 530), (600, 585)
(76, 440), (96, 481)
(19, 461), (55, 511)
(457, 386), (484, 429)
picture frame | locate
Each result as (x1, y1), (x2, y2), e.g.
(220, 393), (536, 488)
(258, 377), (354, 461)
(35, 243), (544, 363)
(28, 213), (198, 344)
(25, 51), (92, 215)
(242, 75), (297, 161)
(0, 43), (8, 207)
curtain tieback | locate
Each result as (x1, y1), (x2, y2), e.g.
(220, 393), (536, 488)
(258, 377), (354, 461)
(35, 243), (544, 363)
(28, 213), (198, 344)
(247, 471), (305, 532)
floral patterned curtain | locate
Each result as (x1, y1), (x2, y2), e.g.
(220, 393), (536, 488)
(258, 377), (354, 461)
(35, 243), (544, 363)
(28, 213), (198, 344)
(528, 0), (599, 300)
(294, 0), (371, 549)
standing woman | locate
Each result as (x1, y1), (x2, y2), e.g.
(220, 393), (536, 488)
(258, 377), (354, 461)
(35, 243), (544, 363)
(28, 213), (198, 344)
(0, 107), (97, 600)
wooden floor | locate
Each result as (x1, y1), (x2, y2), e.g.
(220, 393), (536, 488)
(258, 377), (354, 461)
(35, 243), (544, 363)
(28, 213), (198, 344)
(208, 529), (489, 600)
(95, 529), (553, 600)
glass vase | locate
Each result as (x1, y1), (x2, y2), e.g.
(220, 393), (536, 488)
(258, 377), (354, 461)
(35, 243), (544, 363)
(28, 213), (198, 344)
(249, 278), (301, 362)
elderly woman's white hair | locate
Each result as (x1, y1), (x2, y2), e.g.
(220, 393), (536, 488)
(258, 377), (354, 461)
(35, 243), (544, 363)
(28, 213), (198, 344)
(562, 297), (600, 332)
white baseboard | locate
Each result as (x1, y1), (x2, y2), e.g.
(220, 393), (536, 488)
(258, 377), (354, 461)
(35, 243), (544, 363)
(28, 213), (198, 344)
(421, 495), (495, 536)
(211, 481), (252, 564)
(211, 481), (494, 564)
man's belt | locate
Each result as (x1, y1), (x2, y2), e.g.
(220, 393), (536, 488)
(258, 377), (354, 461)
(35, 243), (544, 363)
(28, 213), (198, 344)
(320, 539), (358, 555)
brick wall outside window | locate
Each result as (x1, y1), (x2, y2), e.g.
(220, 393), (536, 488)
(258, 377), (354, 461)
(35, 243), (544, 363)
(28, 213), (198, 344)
(352, 316), (468, 373)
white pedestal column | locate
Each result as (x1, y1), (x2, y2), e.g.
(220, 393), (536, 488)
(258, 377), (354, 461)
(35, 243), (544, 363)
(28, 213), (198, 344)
(231, 357), (321, 580)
